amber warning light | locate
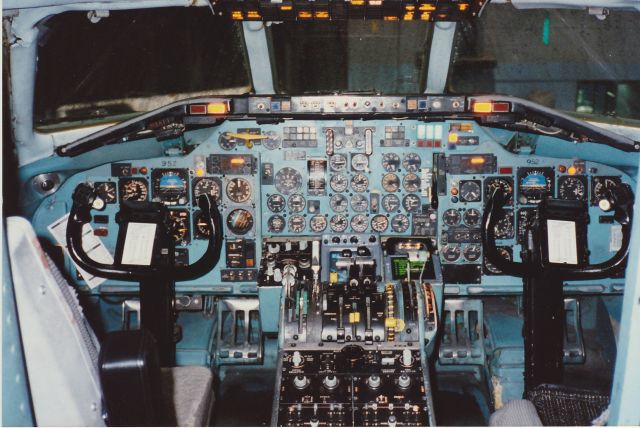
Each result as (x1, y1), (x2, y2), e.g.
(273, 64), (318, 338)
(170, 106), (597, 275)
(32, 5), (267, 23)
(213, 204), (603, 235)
(471, 101), (511, 114)
(189, 102), (230, 115)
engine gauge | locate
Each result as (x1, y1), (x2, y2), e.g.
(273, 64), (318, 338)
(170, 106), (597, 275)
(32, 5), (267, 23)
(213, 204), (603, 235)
(402, 153), (421, 172)
(287, 193), (306, 213)
(591, 176), (621, 206)
(267, 215), (286, 233)
(351, 174), (369, 192)
(382, 173), (401, 192)
(218, 132), (237, 150)
(402, 173), (420, 193)
(263, 131), (281, 150)
(193, 177), (221, 201)
(350, 194), (369, 212)
(558, 175), (587, 201)
(402, 194), (421, 213)
(494, 210), (514, 239)
(96, 182), (117, 203)
(441, 245), (461, 262)
(226, 209), (254, 235)
(351, 154), (369, 172)
(226, 177), (252, 203)
(484, 247), (513, 275)
(267, 194), (286, 213)
(119, 178), (149, 202)
(382, 153), (401, 172)
(459, 180), (481, 203)
(309, 215), (328, 233)
(382, 194), (401, 212)
(517, 167), (554, 204)
(484, 177), (514, 206)
(329, 194), (348, 212)
(330, 214), (348, 232)
(350, 214), (369, 233)
(371, 214), (389, 233)
(330, 154), (348, 172)
(391, 214), (410, 233)
(275, 167), (303, 195)
(288, 215), (306, 233)
(442, 209), (461, 227)
(168, 210), (190, 245)
(463, 208), (481, 227)
(193, 210), (210, 239)
(463, 244), (482, 262)
(330, 174), (348, 193)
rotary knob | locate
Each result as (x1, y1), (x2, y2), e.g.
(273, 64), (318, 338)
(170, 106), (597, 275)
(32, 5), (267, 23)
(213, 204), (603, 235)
(292, 351), (304, 367)
(366, 374), (382, 389)
(293, 375), (310, 390)
(398, 374), (411, 389)
(323, 375), (339, 390)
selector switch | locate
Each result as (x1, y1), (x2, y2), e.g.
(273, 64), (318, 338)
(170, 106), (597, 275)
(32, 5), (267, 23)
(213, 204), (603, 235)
(292, 351), (304, 367)
(402, 349), (414, 367)
(293, 375), (310, 390)
(366, 374), (382, 389)
(398, 374), (411, 389)
(323, 375), (339, 389)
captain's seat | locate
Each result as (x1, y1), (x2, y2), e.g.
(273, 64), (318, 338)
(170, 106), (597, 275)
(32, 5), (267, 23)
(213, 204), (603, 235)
(6, 216), (214, 426)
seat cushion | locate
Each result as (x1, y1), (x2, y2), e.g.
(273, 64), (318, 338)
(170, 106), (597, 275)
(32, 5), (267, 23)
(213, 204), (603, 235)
(489, 400), (543, 426)
(161, 366), (215, 427)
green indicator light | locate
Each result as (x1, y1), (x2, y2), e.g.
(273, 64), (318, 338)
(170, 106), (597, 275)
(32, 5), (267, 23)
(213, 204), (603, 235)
(542, 13), (550, 46)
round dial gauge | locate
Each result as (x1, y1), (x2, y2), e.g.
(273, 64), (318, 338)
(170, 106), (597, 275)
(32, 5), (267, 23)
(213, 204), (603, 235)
(267, 215), (286, 233)
(371, 214), (389, 233)
(460, 181), (481, 202)
(120, 178), (148, 202)
(330, 154), (348, 172)
(442, 245), (461, 262)
(96, 182), (117, 204)
(485, 247), (512, 274)
(218, 132), (237, 150)
(193, 177), (221, 201)
(443, 209), (461, 226)
(382, 194), (401, 212)
(351, 214), (369, 233)
(382, 153), (401, 172)
(226, 209), (254, 235)
(518, 169), (553, 204)
(402, 194), (421, 213)
(350, 194), (369, 212)
(494, 210), (514, 239)
(391, 214), (410, 233)
(351, 174), (369, 192)
(267, 194), (286, 212)
(403, 173), (420, 193)
(168, 210), (190, 245)
(288, 215), (306, 233)
(193, 210), (210, 239)
(330, 214), (349, 232)
(309, 215), (328, 233)
(484, 177), (514, 205)
(558, 176), (587, 201)
(382, 173), (401, 192)
(463, 208), (481, 227)
(592, 176), (621, 205)
(263, 131), (281, 150)
(463, 244), (482, 262)
(287, 193), (306, 213)
(330, 194), (349, 212)
(330, 174), (348, 193)
(402, 153), (421, 172)
(275, 167), (303, 195)
(153, 170), (189, 204)
(226, 178), (252, 203)
(351, 154), (369, 171)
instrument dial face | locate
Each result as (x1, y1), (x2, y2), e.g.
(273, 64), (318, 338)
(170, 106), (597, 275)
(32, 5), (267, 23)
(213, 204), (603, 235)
(287, 193), (306, 213)
(350, 214), (369, 233)
(152, 169), (189, 204)
(463, 208), (481, 227)
(442, 245), (461, 262)
(371, 214), (389, 232)
(382, 153), (401, 172)
(288, 215), (306, 233)
(96, 182), (117, 203)
(267, 215), (286, 233)
(463, 244), (482, 262)
(218, 132), (237, 150)
(591, 176), (621, 205)
(494, 210), (515, 239)
(391, 214), (410, 233)
(351, 174), (369, 192)
(226, 177), (252, 203)
(168, 210), (190, 245)
(402, 194), (421, 213)
(193, 177), (221, 201)
(119, 178), (149, 202)
(226, 209), (254, 235)
(558, 175), (587, 201)
(193, 210), (210, 239)
(402, 153), (421, 172)
(330, 174), (348, 193)
(329, 194), (348, 212)
(275, 167), (303, 195)
(382, 194), (400, 212)
(351, 153), (369, 171)
(459, 180), (481, 203)
(263, 131), (281, 150)
(484, 247), (512, 275)
(484, 177), (514, 206)
(382, 173), (401, 192)
(518, 168), (554, 204)
(267, 194), (286, 212)
(309, 215), (328, 233)
(443, 208), (461, 227)
(330, 154), (348, 172)
(350, 194), (369, 212)
(330, 214), (349, 232)
(402, 173), (420, 193)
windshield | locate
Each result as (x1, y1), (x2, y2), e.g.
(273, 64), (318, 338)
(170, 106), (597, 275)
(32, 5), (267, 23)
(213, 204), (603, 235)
(34, 7), (251, 128)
